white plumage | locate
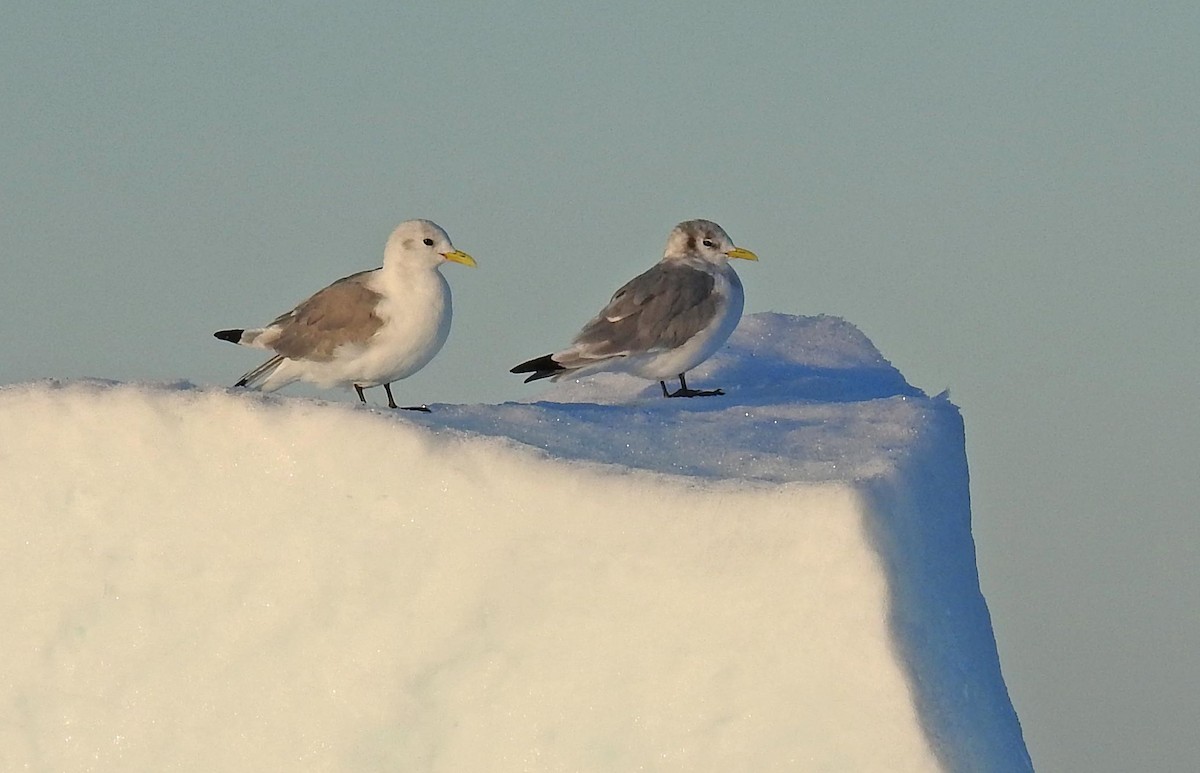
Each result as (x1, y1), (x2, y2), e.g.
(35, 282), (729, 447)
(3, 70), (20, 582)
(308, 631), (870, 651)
(215, 219), (475, 410)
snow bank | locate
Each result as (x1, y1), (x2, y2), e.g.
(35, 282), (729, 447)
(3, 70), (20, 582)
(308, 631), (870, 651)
(0, 314), (1030, 772)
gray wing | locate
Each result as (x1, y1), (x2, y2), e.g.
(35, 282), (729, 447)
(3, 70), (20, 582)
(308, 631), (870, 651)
(267, 270), (385, 361)
(571, 262), (718, 357)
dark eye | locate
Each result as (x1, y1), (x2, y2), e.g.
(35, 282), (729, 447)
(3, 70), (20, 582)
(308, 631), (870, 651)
(702, 239), (716, 248)
(423, 238), (434, 246)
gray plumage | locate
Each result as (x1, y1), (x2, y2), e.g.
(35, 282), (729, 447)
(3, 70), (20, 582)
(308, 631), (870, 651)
(567, 263), (719, 361)
(511, 219), (758, 397)
(257, 272), (385, 362)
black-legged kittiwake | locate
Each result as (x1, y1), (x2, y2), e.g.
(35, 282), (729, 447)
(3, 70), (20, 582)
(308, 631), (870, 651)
(214, 219), (476, 411)
(511, 219), (758, 398)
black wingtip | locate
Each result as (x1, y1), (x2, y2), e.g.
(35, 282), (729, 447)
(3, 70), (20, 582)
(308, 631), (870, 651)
(511, 354), (565, 383)
(214, 329), (244, 344)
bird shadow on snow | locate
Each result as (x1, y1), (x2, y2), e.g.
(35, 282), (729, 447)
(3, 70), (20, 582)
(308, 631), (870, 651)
(515, 312), (923, 411)
(2, 315), (938, 486)
(400, 314), (930, 482)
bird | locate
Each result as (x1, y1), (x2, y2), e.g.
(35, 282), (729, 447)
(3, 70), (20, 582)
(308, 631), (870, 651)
(511, 219), (758, 398)
(214, 219), (476, 411)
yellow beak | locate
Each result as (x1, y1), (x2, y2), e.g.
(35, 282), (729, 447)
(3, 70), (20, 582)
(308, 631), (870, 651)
(442, 250), (477, 268)
(725, 247), (759, 262)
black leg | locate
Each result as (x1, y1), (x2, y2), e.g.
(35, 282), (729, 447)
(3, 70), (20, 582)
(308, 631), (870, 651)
(660, 381), (670, 398)
(664, 372), (725, 398)
(385, 383), (431, 412)
(354, 385), (368, 404)
(383, 383), (399, 410)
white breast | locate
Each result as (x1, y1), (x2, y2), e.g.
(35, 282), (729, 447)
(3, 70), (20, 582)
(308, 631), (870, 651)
(359, 267), (452, 385)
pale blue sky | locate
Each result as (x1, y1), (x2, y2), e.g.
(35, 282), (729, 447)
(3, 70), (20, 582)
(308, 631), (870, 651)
(3, 3), (1197, 769)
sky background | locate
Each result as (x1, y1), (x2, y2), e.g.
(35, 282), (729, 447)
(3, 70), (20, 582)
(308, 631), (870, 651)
(2, 2), (1196, 770)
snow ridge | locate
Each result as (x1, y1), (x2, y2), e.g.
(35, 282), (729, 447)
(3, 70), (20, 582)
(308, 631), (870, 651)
(0, 313), (1030, 772)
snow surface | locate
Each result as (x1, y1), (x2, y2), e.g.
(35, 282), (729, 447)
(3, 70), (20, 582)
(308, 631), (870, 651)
(0, 313), (1030, 772)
